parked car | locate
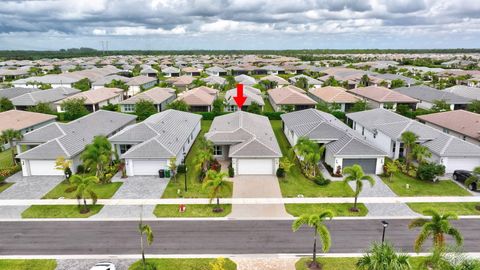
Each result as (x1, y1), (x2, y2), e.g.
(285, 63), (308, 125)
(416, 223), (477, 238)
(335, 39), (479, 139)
(89, 262), (116, 270)
(453, 170), (478, 191)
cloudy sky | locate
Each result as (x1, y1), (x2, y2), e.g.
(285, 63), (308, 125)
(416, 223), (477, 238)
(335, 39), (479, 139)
(0, 0), (479, 50)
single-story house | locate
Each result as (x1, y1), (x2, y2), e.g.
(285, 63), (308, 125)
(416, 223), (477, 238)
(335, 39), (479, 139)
(162, 66), (180, 77)
(181, 67), (201, 77)
(0, 87), (41, 99)
(0, 110), (56, 150)
(262, 65), (285, 75)
(281, 109), (386, 174)
(202, 75), (226, 86)
(224, 86), (264, 112)
(371, 73), (417, 88)
(11, 87), (81, 111)
(393, 86), (471, 110)
(12, 74), (80, 88)
(308, 86), (361, 112)
(177, 86), (218, 112)
(444, 85), (480, 100)
(205, 111), (282, 175)
(260, 74), (290, 87)
(417, 110), (480, 146)
(268, 85), (317, 112)
(126, 76), (157, 97)
(289, 75), (323, 88)
(348, 86), (419, 110)
(205, 66), (227, 76)
(55, 87), (124, 113)
(140, 67), (158, 78)
(109, 110), (201, 176)
(235, 74), (256, 86)
(16, 110), (136, 176)
(168, 75), (195, 91)
(91, 75), (130, 90)
(347, 108), (480, 173)
(119, 87), (176, 113)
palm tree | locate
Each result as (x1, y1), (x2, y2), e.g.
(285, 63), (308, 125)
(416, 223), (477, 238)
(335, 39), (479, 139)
(385, 161), (398, 182)
(1, 129), (22, 165)
(293, 137), (324, 177)
(194, 137), (214, 175)
(409, 209), (463, 253)
(138, 219), (154, 269)
(66, 174), (98, 213)
(202, 170), (231, 212)
(411, 144), (431, 164)
(343, 164), (374, 212)
(81, 136), (113, 182)
(292, 211), (333, 269)
(295, 77), (310, 90)
(400, 131), (418, 170)
(357, 242), (411, 270)
(280, 157), (294, 177)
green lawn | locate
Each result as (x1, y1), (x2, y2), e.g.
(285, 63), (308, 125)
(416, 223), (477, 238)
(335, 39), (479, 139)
(0, 182), (13, 193)
(286, 203), (368, 217)
(408, 202), (480, 215)
(263, 98), (274, 112)
(381, 173), (471, 197)
(42, 181), (122, 199)
(296, 257), (426, 270)
(154, 204), (231, 217)
(162, 120), (233, 199)
(0, 259), (57, 270)
(0, 149), (13, 168)
(22, 205), (103, 218)
(129, 258), (236, 270)
(271, 120), (354, 197)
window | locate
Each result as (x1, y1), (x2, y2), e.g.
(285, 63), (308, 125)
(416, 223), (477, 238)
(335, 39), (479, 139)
(214, 145), (223, 156)
(362, 127), (365, 136)
(123, 104), (135, 112)
(442, 128), (450, 134)
(463, 136), (467, 141)
(119, 144), (132, 154)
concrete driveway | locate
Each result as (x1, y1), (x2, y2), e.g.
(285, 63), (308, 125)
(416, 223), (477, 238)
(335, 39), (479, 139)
(92, 174), (169, 219)
(0, 172), (64, 219)
(230, 175), (290, 219)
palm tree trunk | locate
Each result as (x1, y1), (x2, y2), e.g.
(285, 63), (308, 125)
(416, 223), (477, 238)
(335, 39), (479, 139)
(83, 198), (88, 212)
(140, 232), (146, 268)
(9, 141), (16, 165)
(354, 195), (358, 210)
(312, 229), (318, 267)
(216, 197), (220, 208)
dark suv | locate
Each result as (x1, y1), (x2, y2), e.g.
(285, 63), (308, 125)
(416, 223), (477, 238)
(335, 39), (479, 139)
(453, 170), (478, 191)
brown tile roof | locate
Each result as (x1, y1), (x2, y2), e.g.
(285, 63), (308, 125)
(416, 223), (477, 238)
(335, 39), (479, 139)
(55, 87), (123, 105)
(268, 85), (317, 105)
(0, 110), (56, 133)
(177, 86), (218, 106)
(309, 86), (360, 103)
(417, 110), (480, 140)
(348, 86), (418, 103)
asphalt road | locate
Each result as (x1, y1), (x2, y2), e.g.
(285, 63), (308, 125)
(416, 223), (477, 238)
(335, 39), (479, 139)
(0, 219), (479, 255)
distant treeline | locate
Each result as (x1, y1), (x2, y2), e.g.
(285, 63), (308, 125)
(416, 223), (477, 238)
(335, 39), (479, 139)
(1, 48), (480, 60)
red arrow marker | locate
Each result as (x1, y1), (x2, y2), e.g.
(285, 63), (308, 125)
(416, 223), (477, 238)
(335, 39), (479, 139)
(233, 83), (247, 110)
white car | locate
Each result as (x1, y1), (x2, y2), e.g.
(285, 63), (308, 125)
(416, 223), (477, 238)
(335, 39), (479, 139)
(89, 262), (116, 270)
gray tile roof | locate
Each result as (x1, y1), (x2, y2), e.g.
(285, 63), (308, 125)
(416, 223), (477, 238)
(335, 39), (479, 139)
(205, 111), (282, 158)
(11, 87), (81, 106)
(444, 85), (480, 100)
(0, 87), (41, 99)
(281, 109), (386, 157)
(224, 87), (264, 106)
(110, 109), (201, 159)
(17, 110), (136, 160)
(393, 86), (472, 104)
(347, 108), (480, 157)
(202, 75), (226, 85)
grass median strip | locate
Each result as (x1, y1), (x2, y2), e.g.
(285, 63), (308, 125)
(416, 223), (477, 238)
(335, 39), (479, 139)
(0, 259), (57, 270)
(154, 204), (231, 217)
(407, 202), (480, 215)
(129, 258), (236, 270)
(381, 173), (471, 197)
(42, 181), (122, 199)
(22, 205), (103, 218)
(295, 257), (426, 270)
(286, 203), (368, 217)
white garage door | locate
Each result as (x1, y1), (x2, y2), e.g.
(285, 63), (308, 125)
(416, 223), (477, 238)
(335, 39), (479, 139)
(29, 160), (63, 176)
(132, 159), (167, 176)
(446, 158), (480, 173)
(237, 159), (273, 175)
